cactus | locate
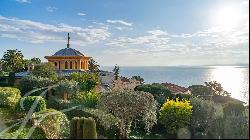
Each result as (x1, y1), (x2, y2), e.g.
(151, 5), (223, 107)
(83, 117), (97, 139)
(70, 117), (97, 139)
(70, 117), (78, 139)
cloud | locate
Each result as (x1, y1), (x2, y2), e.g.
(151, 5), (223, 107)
(0, 15), (110, 46)
(16, 0), (30, 3)
(77, 12), (86, 16)
(106, 19), (132, 26)
(241, 0), (249, 5)
(46, 6), (58, 12)
(106, 29), (169, 48)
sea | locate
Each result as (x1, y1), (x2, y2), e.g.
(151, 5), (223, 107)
(101, 66), (249, 104)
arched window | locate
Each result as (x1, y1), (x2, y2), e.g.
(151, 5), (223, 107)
(54, 62), (57, 66)
(59, 61), (61, 69)
(65, 61), (68, 69)
(70, 61), (73, 69)
(75, 61), (77, 69)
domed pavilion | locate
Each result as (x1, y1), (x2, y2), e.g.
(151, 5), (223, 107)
(45, 33), (91, 71)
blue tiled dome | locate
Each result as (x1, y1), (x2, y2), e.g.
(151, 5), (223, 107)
(53, 48), (84, 56)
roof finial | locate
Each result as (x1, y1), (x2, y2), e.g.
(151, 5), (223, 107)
(67, 33), (70, 48)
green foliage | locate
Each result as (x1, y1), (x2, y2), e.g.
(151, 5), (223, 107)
(1, 49), (25, 72)
(135, 83), (174, 105)
(8, 72), (16, 86)
(97, 90), (158, 138)
(223, 101), (245, 116)
(46, 96), (74, 110)
(189, 97), (224, 139)
(19, 75), (55, 96)
(0, 87), (21, 108)
(0, 124), (46, 139)
(88, 58), (100, 73)
(71, 92), (100, 108)
(131, 75), (144, 84)
(66, 108), (120, 139)
(70, 117), (97, 139)
(175, 93), (192, 100)
(113, 64), (120, 80)
(69, 72), (99, 92)
(205, 81), (231, 96)
(188, 85), (213, 97)
(83, 117), (98, 139)
(30, 57), (41, 64)
(159, 98), (192, 135)
(32, 109), (70, 139)
(15, 96), (46, 112)
(53, 80), (79, 99)
(31, 62), (57, 80)
(223, 108), (249, 139)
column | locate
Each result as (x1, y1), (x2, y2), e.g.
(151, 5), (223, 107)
(72, 60), (75, 70)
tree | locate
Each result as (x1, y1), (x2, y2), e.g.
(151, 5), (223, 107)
(69, 72), (99, 92)
(88, 58), (100, 73)
(205, 81), (231, 96)
(30, 57), (41, 64)
(1, 49), (24, 72)
(31, 62), (57, 80)
(97, 90), (158, 139)
(113, 64), (120, 80)
(135, 83), (174, 106)
(131, 75), (144, 84)
(189, 97), (224, 139)
(188, 85), (213, 97)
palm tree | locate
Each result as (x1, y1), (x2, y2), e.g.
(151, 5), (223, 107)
(1, 49), (25, 86)
(1, 49), (25, 73)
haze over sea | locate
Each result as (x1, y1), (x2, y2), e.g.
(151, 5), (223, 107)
(101, 66), (249, 104)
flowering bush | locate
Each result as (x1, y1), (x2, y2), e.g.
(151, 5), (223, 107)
(32, 109), (70, 139)
(159, 98), (192, 134)
(0, 87), (21, 108)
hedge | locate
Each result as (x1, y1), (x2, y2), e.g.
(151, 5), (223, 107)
(15, 96), (46, 112)
(19, 75), (55, 96)
(0, 87), (21, 108)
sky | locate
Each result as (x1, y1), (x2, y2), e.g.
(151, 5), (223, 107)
(0, 0), (249, 66)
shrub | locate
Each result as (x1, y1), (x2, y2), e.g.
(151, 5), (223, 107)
(46, 96), (74, 110)
(69, 72), (99, 92)
(53, 80), (79, 100)
(71, 92), (100, 108)
(31, 62), (57, 80)
(8, 72), (16, 86)
(83, 117), (98, 139)
(15, 96), (46, 112)
(135, 83), (174, 105)
(189, 97), (224, 139)
(223, 108), (249, 139)
(159, 98), (192, 135)
(175, 93), (192, 100)
(19, 75), (55, 96)
(97, 90), (158, 139)
(32, 109), (70, 139)
(223, 101), (245, 116)
(0, 124), (46, 139)
(0, 87), (21, 108)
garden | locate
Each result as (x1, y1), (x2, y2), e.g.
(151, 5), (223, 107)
(0, 50), (249, 139)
